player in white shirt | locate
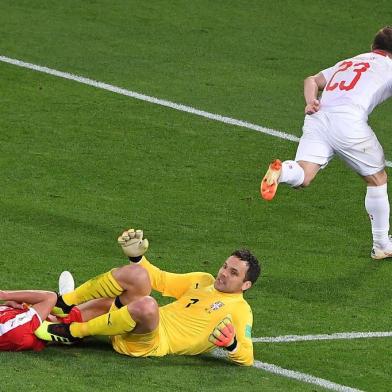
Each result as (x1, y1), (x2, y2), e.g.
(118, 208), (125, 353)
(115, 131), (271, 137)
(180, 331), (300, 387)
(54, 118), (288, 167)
(261, 26), (392, 259)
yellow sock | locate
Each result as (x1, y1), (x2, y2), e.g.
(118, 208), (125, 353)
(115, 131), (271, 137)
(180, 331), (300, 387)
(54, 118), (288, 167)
(62, 270), (123, 306)
(70, 305), (136, 338)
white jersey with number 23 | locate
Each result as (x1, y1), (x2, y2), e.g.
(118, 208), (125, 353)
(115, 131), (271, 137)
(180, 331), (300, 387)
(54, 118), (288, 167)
(320, 50), (392, 117)
(295, 50), (392, 175)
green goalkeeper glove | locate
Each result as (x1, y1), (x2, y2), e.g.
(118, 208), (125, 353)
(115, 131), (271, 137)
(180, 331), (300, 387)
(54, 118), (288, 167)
(118, 229), (149, 260)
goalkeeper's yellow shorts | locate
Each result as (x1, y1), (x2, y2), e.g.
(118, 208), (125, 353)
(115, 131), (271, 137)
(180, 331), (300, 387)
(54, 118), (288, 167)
(110, 324), (169, 357)
(109, 303), (169, 357)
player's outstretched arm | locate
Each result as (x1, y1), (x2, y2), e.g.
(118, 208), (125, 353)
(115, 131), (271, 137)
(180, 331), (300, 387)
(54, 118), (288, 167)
(118, 228), (214, 299)
(0, 290), (57, 321)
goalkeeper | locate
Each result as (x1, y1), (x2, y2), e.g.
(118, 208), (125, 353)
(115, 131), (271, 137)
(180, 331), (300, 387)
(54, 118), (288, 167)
(36, 229), (261, 366)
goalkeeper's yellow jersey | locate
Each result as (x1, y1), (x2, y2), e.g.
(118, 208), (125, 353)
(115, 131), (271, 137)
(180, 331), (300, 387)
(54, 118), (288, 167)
(140, 257), (254, 366)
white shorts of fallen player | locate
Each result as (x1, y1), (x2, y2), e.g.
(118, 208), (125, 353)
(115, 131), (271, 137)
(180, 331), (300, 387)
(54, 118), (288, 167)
(295, 108), (385, 176)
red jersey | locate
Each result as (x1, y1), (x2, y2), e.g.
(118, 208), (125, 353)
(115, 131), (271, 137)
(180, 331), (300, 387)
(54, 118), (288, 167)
(0, 306), (45, 351)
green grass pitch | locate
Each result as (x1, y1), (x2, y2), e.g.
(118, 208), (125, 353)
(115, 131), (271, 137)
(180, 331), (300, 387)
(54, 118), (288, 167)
(0, 1), (392, 391)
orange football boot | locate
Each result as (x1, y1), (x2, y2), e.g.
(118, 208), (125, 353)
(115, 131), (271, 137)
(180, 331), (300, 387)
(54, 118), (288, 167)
(260, 159), (282, 201)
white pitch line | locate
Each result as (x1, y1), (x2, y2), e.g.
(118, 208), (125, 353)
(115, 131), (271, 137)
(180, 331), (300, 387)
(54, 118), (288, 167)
(254, 361), (364, 392)
(1, 54), (391, 167)
(253, 331), (392, 343)
(212, 350), (363, 392)
(0, 55), (298, 142)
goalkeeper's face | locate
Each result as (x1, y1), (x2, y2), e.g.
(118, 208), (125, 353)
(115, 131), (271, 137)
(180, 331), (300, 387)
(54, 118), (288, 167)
(214, 256), (252, 293)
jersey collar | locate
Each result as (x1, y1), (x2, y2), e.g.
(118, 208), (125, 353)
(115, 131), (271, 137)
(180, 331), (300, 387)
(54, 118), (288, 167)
(213, 287), (244, 298)
(372, 49), (388, 57)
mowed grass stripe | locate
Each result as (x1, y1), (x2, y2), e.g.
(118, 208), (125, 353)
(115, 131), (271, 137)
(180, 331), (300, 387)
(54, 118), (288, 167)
(0, 55), (298, 141)
(2, 54), (390, 169)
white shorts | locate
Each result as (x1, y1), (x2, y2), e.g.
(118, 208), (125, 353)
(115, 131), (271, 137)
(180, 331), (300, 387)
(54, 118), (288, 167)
(295, 110), (385, 176)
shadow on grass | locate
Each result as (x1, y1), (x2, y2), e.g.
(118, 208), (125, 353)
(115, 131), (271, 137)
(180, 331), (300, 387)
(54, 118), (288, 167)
(0, 200), (114, 239)
(262, 262), (390, 304)
(29, 337), (234, 368)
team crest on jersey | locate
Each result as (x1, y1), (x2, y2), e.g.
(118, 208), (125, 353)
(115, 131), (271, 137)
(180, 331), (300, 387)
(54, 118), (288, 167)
(205, 301), (225, 313)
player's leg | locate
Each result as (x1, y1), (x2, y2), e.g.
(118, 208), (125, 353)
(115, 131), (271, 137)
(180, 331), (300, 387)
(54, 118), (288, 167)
(261, 159), (322, 200)
(111, 264), (152, 304)
(70, 295), (159, 338)
(49, 298), (115, 323)
(56, 273), (138, 323)
(334, 123), (390, 259)
(73, 298), (114, 321)
(56, 270), (123, 313)
(286, 117), (333, 188)
(260, 113), (332, 200)
(36, 295), (159, 343)
(69, 264), (155, 337)
(284, 160), (321, 187)
(261, 159), (302, 200)
(362, 169), (392, 259)
(35, 264), (156, 342)
(55, 263), (150, 314)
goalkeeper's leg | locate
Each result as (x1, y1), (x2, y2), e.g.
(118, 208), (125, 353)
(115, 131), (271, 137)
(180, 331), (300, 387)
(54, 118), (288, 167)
(38, 264), (157, 342)
(37, 295), (159, 342)
(71, 295), (159, 337)
(56, 264), (151, 314)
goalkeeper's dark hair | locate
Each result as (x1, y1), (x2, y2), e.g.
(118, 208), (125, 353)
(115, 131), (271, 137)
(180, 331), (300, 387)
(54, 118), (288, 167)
(372, 26), (392, 53)
(231, 249), (261, 284)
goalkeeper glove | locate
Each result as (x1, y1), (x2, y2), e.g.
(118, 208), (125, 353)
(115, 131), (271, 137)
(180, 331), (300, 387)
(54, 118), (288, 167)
(208, 316), (237, 351)
(118, 228), (149, 261)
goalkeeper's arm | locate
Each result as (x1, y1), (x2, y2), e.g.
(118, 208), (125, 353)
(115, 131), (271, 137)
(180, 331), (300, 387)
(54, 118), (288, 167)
(208, 317), (238, 351)
(118, 228), (214, 298)
(118, 229), (149, 262)
(209, 313), (254, 366)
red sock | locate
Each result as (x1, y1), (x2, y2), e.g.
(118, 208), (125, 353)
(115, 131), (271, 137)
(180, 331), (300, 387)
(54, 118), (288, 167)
(61, 307), (83, 324)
